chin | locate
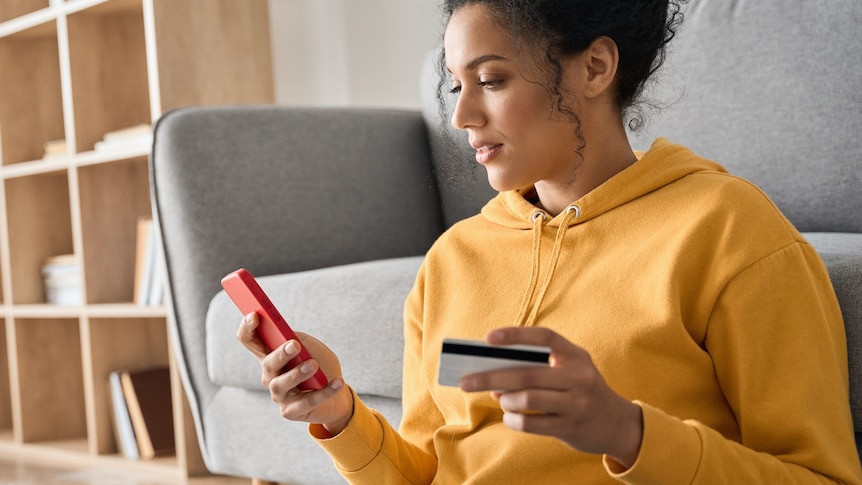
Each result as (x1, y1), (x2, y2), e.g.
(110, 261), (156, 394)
(484, 169), (529, 193)
(485, 176), (512, 193)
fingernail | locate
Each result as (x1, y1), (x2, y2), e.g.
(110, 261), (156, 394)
(244, 313), (255, 323)
(486, 329), (504, 344)
(330, 378), (343, 390)
(284, 341), (299, 354)
(460, 376), (477, 392)
(300, 361), (315, 374)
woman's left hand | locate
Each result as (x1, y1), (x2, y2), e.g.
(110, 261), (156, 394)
(459, 327), (643, 469)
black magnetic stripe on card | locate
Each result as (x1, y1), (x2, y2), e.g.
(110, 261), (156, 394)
(441, 342), (550, 363)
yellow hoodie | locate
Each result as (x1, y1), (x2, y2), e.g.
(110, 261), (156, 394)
(312, 139), (862, 484)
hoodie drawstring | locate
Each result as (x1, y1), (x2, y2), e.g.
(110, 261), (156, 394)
(513, 210), (547, 327)
(514, 205), (581, 327)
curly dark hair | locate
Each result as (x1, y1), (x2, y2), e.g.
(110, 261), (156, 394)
(438, 0), (686, 132)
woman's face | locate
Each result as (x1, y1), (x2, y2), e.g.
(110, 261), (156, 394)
(444, 3), (584, 192)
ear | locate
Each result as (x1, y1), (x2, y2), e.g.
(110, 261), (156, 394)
(579, 36), (620, 99)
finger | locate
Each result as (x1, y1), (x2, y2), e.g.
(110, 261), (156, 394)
(277, 377), (346, 421)
(268, 355), (319, 397)
(497, 388), (568, 415)
(268, 359), (334, 402)
(496, 388), (580, 434)
(236, 312), (269, 358)
(486, 326), (564, 349)
(461, 365), (568, 393)
(260, 340), (302, 386)
(502, 409), (565, 436)
(486, 327), (587, 366)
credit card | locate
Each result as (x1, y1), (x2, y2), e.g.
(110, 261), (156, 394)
(438, 338), (551, 387)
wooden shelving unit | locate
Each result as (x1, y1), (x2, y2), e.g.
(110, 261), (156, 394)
(0, 0), (273, 480)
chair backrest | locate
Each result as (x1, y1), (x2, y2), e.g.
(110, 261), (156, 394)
(150, 106), (444, 425)
(629, 0), (862, 233)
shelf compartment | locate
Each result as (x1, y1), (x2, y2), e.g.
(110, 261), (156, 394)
(151, 0), (274, 111)
(0, 20), (65, 166)
(84, 316), (168, 455)
(0, 0), (274, 478)
(4, 171), (75, 305)
(0, 436), (188, 482)
(77, 157), (151, 304)
(10, 317), (86, 443)
(0, 0), (49, 24)
(66, 0), (150, 154)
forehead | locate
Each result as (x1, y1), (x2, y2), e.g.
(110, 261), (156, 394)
(444, 4), (517, 69)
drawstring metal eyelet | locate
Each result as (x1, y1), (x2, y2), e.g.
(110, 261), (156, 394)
(566, 205), (581, 219)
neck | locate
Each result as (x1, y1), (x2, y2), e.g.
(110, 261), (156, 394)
(535, 122), (636, 216)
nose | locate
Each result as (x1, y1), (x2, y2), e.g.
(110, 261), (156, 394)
(450, 89), (484, 130)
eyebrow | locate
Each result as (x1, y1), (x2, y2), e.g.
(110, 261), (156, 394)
(447, 54), (509, 73)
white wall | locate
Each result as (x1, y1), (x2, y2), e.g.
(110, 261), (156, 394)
(268, 0), (442, 110)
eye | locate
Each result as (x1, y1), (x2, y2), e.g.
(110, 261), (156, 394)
(478, 79), (503, 90)
(448, 81), (462, 95)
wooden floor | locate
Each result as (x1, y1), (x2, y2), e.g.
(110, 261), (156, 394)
(0, 456), (266, 485)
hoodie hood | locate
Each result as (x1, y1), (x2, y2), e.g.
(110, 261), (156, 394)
(481, 138), (727, 229)
(478, 138), (726, 327)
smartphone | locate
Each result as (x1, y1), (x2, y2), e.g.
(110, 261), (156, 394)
(221, 268), (328, 391)
(438, 338), (551, 387)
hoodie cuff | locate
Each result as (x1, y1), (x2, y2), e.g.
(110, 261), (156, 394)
(604, 401), (703, 484)
(309, 388), (384, 472)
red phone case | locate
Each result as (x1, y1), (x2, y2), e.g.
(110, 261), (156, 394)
(221, 268), (328, 391)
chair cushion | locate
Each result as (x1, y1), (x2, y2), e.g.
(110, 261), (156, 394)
(205, 257), (424, 400)
(203, 387), (400, 484)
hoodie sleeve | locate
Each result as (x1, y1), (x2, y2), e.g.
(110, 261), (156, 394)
(607, 241), (862, 484)
(309, 388), (437, 484)
(309, 262), (439, 484)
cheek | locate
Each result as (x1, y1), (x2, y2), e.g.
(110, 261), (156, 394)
(500, 88), (557, 132)
(494, 99), (542, 144)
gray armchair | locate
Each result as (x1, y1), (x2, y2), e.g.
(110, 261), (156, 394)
(150, 1), (860, 483)
(151, 106), (489, 483)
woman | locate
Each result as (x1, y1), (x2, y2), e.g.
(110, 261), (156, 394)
(238, 1), (862, 482)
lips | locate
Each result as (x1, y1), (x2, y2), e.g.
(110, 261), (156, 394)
(474, 144), (502, 165)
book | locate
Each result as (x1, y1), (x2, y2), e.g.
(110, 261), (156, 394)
(133, 218), (155, 305)
(148, 239), (166, 306)
(133, 217), (165, 306)
(41, 254), (83, 305)
(103, 123), (151, 142)
(43, 139), (67, 159)
(94, 123), (153, 152)
(119, 366), (175, 460)
(109, 371), (140, 459)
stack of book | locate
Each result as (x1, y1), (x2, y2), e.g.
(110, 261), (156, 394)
(109, 366), (175, 460)
(134, 217), (165, 306)
(42, 139), (67, 159)
(39, 123), (152, 160)
(41, 254), (83, 305)
(95, 123), (153, 153)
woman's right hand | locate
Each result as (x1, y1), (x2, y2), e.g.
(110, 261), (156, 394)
(236, 312), (354, 435)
